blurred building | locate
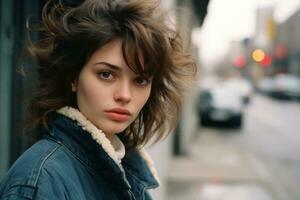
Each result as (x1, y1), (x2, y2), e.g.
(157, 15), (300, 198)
(0, 0), (42, 177)
(206, 7), (277, 82)
(274, 9), (300, 76)
(252, 7), (300, 78)
(250, 7), (276, 81)
(254, 7), (275, 51)
(219, 6), (300, 86)
(150, 0), (209, 199)
(173, 0), (209, 156)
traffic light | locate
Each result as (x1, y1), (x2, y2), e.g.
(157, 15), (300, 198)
(252, 48), (272, 68)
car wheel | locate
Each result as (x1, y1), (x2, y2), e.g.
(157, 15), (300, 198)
(232, 114), (243, 128)
(200, 113), (210, 126)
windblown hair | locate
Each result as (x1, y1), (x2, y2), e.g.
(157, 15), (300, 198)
(24, 0), (196, 148)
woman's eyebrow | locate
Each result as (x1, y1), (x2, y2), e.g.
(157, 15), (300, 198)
(94, 62), (122, 71)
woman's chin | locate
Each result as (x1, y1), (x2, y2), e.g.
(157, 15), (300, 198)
(99, 123), (128, 136)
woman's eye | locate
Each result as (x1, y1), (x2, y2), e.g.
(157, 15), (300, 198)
(98, 71), (114, 80)
(135, 77), (150, 86)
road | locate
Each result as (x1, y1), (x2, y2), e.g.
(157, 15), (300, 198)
(234, 95), (300, 200)
(167, 95), (300, 200)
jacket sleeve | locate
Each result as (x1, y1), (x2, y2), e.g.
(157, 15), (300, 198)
(1, 194), (32, 200)
(0, 183), (64, 200)
(1, 193), (50, 200)
(0, 185), (37, 200)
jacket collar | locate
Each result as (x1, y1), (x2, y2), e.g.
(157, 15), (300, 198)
(56, 107), (124, 165)
(52, 106), (160, 188)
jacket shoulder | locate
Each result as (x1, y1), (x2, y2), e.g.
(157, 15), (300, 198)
(0, 139), (61, 199)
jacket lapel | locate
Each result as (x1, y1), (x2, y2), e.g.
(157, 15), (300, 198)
(55, 106), (160, 189)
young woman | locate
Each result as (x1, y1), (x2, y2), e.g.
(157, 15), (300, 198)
(0, 0), (196, 199)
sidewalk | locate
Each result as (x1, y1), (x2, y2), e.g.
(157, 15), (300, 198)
(166, 129), (274, 200)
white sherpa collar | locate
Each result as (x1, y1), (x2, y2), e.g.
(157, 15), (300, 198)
(56, 106), (160, 184)
(57, 106), (124, 165)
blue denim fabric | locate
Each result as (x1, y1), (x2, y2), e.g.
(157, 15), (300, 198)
(0, 114), (159, 200)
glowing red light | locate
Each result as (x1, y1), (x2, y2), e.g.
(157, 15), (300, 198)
(260, 54), (272, 67)
(275, 43), (288, 59)
(233, 55), (247, 68)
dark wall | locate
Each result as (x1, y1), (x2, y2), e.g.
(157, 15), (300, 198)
(0, 0), (43, 173)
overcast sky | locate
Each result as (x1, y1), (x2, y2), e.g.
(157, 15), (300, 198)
(193, 0), (300, 66)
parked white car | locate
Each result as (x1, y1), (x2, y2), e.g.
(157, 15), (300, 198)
(224, 77), (253, 104)
(272, 74), (300, 100)
(258, 77), (275, 95)
(197, 85), (244, 128)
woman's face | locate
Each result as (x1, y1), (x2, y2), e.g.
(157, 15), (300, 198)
(72, 39), (152, 138)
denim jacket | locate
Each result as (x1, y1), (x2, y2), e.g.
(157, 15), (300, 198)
(0, 107), (160, 200)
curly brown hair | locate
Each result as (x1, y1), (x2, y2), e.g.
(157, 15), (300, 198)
(24, 0), (196, 148)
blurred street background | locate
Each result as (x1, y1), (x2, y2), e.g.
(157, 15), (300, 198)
(1, 0), (300, 200)
(149, 0), (300, 199)
(167, 94), (300, 200)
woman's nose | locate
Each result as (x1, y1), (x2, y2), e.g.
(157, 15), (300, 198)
(114, 80), (132, 104)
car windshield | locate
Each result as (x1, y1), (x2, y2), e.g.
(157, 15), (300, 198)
(211, 87), (242, 110)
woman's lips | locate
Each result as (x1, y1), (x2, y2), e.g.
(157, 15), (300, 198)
(105, 108), (131, 122)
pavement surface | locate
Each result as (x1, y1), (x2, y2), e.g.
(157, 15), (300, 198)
(167, 129), (274, 200)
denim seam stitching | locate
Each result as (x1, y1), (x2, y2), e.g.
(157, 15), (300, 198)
(46, 138), (99, 176)
(33, 145), (61, 186)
